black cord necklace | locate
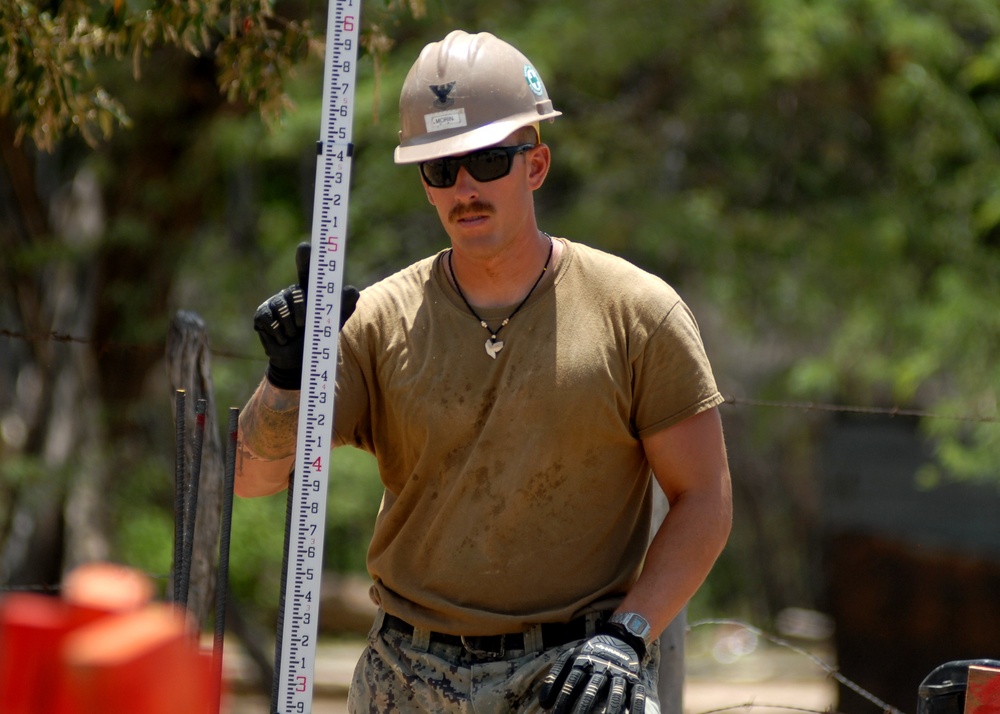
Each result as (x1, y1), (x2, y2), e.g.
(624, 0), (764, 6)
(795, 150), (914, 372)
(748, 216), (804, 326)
(448, 235), (554, 359)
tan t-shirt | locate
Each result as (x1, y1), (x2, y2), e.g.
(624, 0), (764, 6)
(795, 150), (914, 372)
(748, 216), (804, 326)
(334, 238), (722, 635)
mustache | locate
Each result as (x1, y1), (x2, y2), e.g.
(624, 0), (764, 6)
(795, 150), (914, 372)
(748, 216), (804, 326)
(449, 200), (495, 222)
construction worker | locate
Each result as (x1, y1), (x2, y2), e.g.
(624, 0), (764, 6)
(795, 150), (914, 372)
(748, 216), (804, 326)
(238, 30), (732, 714)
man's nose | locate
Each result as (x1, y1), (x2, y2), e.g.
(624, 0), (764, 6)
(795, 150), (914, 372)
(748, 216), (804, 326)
(452, 166), (481, 197)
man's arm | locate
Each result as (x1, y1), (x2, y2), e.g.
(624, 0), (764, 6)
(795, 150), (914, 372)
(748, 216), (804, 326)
(235, 378), (300, 497)
(619, 406), (733, 640)
(539, 414), (729, 713)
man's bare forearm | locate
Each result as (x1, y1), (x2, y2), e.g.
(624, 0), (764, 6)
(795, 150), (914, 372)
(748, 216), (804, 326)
(235, 378), (299, 497)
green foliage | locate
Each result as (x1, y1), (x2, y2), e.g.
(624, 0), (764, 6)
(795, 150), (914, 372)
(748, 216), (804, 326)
(0, 0), (315, 149)
(526, 0), (1000, 481)
(116, 504), (174, 594)
(324, 447), (383, 574)
(226, 492), (288, 607)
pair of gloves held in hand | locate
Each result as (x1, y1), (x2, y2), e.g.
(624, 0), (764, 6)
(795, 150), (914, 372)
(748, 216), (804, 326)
(253, 245), (649, 713)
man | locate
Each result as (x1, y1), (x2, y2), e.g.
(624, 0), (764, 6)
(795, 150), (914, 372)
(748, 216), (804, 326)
(237, 30), (732, 714)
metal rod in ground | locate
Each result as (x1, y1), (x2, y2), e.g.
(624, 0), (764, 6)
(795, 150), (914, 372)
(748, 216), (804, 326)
(179, 397), (207, 609)
(212, 407), (239, 714)
(173, 389), (187, 605)
(270, 468), (296, 714)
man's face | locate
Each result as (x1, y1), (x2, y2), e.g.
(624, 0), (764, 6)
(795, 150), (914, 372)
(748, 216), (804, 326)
(420, 137), (550, 257)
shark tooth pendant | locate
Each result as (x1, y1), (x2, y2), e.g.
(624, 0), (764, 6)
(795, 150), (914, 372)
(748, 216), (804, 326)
(485, 337), (504, 359)
(448, 236), (553, 361)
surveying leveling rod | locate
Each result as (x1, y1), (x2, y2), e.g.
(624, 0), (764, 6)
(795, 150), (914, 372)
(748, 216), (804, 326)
(270, 1), (360, 712)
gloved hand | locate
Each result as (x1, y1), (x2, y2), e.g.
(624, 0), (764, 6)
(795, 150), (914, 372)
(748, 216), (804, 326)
(539, 633), (646, 714)
(253, 242), (360, 390)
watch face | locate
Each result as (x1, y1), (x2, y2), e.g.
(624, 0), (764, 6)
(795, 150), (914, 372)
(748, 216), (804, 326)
(613, 612), (651, 640)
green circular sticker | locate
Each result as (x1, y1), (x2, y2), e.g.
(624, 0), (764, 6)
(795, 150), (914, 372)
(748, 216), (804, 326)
(524, 65), (545, 96)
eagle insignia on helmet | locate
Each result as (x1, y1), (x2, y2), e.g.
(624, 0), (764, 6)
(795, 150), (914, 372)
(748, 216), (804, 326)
(429, 82), (457, 107)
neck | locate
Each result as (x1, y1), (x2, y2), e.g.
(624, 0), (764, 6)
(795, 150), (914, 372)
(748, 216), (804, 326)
(448, 231), (555, 309)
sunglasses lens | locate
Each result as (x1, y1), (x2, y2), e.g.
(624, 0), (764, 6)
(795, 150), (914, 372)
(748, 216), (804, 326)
(420, 160), (451, 188)
(465, 150), (511, 182)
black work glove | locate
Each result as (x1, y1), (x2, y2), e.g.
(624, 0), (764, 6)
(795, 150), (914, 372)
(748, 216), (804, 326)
(539, 633), (647, 714)
(253, 242), (360, 390)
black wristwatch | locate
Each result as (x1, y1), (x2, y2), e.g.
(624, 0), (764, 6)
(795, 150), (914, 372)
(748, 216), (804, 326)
(609, 612), (652, 647)
(599, 611), (653, 661)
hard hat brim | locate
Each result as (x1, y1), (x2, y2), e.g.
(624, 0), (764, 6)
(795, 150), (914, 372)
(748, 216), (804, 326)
(395, 110), (561, 165)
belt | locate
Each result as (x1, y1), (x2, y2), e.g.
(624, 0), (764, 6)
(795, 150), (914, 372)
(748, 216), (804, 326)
(381, 613), (598, 658)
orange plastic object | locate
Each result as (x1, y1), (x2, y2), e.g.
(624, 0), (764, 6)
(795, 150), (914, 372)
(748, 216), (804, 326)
(0, 563), (219, 714)
(0, 593), (75, 714)
(62, 561), (155, 619)
(60, 603), (211, 714)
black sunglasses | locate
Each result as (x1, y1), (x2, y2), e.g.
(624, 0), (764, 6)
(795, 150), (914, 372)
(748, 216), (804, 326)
(419, 143), (536, 188)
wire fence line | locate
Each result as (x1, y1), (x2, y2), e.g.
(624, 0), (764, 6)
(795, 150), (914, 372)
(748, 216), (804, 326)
(0, 327), (256, 361)
(2, 326), (997, 426)
(720, 395), (998, 425)
(689, 618), (906, 714)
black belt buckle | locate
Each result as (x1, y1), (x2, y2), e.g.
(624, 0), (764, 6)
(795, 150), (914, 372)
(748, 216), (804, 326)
(461, 634), (505, 658)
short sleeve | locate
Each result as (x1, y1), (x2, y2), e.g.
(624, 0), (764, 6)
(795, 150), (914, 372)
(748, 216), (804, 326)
(631, 300), (723, 437)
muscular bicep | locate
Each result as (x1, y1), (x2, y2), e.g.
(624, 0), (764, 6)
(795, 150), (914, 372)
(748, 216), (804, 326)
(641, 406), (731, 508)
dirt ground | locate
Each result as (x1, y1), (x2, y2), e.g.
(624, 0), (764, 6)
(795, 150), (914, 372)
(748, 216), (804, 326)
(229, 680), (836, 714)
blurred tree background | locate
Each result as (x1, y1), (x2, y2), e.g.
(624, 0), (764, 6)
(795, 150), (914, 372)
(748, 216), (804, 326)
(1, 0), (998, 662)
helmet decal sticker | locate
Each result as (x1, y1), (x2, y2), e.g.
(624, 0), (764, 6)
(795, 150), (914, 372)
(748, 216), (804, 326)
(429, 81), (457, 107)
(524, 65), (545, 97)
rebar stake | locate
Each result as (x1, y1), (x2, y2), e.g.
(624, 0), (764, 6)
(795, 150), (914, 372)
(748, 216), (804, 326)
(172, 389), (187, 605)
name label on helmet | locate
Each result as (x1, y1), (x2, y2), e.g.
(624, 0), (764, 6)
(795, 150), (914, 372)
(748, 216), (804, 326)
(425, 107), (467, 133)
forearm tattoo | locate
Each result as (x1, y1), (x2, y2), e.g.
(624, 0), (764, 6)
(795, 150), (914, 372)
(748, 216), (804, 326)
(238, 379), (299, 460)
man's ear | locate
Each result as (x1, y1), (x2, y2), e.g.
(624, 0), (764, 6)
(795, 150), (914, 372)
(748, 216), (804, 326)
(527, 144), (551, 190)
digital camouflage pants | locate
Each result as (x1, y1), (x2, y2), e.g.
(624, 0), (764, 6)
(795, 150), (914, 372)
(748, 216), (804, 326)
(348, 610), (662, 714)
